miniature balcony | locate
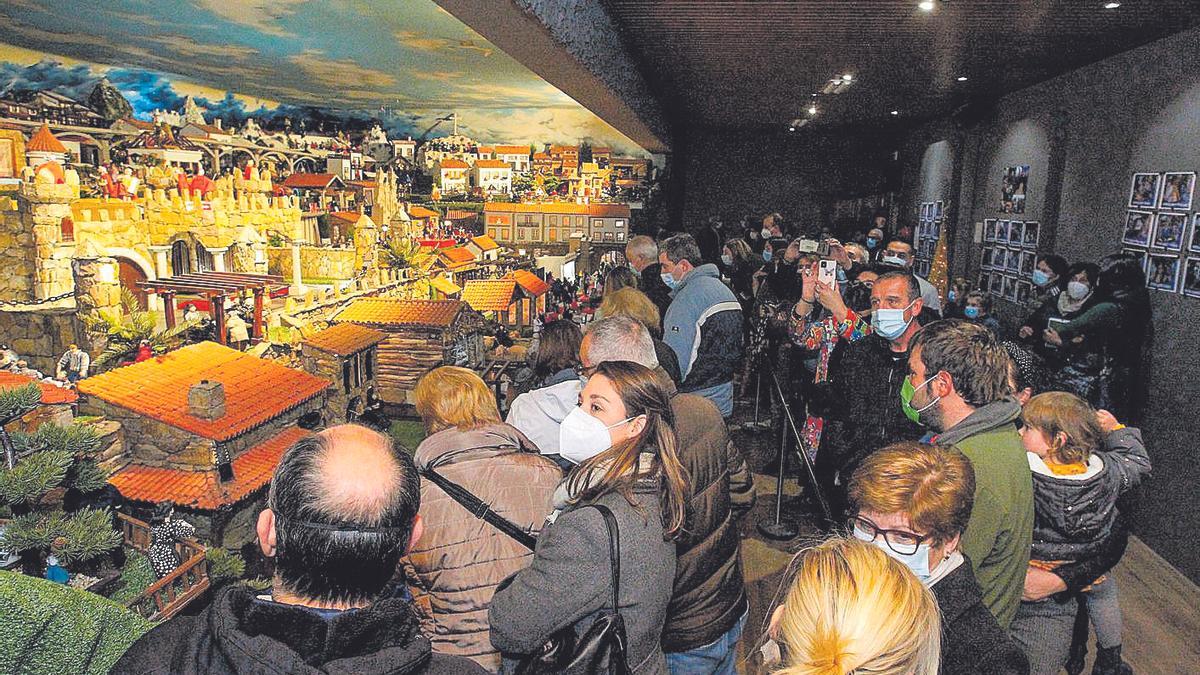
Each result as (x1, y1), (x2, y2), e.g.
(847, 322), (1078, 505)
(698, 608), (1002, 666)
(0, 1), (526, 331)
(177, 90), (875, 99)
(118, 512), (210, 622)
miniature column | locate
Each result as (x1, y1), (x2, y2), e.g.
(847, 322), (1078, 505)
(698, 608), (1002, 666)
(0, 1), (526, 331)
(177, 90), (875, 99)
(213, 294), (227, 345)
(252, 288), (265, 341)
(162, 291), (177, 329)
(290, 239), (306, 296)
(209, 247), (228, 272)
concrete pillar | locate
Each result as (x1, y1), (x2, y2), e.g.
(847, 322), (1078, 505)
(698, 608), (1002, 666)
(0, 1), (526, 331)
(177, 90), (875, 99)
(290, 239), (306, 295)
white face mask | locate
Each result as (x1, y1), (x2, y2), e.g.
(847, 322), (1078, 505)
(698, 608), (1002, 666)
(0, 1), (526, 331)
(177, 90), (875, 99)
(1067, 281), (1090, 301)
(760, 227), (773, 239)
(558, 406), (635, 464)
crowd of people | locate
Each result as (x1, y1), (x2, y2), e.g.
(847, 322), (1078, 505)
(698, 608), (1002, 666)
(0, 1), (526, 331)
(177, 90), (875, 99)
(111, 213), (1154, 675)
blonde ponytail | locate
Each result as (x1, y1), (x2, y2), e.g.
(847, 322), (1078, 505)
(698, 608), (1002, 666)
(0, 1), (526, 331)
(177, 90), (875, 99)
(772, 538), (941, 675)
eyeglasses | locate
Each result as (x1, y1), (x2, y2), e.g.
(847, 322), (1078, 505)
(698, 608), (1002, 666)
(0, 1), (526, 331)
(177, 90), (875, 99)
(850, 516), (928, 555)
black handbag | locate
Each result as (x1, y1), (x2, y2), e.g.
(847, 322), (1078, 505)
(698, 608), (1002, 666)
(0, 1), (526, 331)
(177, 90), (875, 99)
(514, 504), (632, 675)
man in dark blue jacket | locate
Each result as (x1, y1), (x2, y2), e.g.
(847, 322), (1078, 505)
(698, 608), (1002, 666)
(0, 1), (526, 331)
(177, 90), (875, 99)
(659, 233), (744, 417)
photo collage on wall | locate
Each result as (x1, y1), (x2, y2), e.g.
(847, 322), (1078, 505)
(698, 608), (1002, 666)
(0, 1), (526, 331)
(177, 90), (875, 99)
(915, 200), (942, 279)
(1122, 171), (1199, 296)
(980, 216), (1039, 305)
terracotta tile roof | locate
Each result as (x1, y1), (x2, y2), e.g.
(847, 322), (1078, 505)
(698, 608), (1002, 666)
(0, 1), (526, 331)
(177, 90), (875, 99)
(439, 247), (477, 265)
(281, 173), (342, 189)
(408, 206), (439, 219)
(27, 124), (67, 154)
(474, 159), (511, 169)
(346, 180), (378, 188)
(329, 210), (364, 223)
(494, 145), (530, 155)
(532, 152), (551, 160)
(476, 145), (495, 153)
(303, 323), (386, 356)
(470, 235), (500, 251)
(186, 123), (225, 135)
(335, 298), (466, 328)
(108, 426), (308, 510)
(461, 279), (519, 312)
(508, 270), (551, 297)
(429, 276), (462, 296)
(483, 202), (631, 217)
(439, 158), (470, 169)
(550, 144), (579, 154)
(117, 117), (155, 131)
(77, 342), (330, 441)
(0, 371), (78, 405)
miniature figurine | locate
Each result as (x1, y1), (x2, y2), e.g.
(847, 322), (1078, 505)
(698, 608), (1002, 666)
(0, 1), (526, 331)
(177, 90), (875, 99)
(56, 344), (90, 383)
(147, 502), (195, 579)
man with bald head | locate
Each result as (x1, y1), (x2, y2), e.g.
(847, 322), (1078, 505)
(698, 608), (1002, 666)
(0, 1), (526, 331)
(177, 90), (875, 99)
(113, 424), (486, 674)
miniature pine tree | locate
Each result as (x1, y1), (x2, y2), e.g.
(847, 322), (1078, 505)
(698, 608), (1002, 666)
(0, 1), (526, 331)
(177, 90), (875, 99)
(0, 384), (121, 576)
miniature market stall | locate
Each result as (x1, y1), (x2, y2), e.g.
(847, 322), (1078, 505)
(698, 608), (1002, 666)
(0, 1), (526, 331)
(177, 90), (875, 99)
(331, 298), (484, 405)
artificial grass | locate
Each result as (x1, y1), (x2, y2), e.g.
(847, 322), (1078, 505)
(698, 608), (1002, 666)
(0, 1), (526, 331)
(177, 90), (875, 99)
(0, 570), (151, 675)
(389, 419), (426, 456)
(107, 550), (154, 606)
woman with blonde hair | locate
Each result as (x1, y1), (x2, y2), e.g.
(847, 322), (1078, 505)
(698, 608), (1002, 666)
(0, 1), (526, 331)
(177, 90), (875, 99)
(491, 360), (690, 674)
(403, 366), (562, 671)
(771, 537), (941, 675)
(598, 287), (682, 384)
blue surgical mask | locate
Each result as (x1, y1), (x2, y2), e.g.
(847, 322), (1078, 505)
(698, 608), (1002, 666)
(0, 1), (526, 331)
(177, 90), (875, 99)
(720, 253), (733, 266)
(871, 299), (916, 341)
(963, 306), (980, 320)
(1032, 269), (1051, 287)
(661, 272), (678, 290)
(881, 254), (907, 268)
(853, 525), (932, 582)
(762, 250), (773, 263)
(866, 237), (879, 249)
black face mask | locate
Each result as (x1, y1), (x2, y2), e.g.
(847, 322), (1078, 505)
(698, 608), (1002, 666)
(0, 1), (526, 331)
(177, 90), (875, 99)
(845, 282), (874, 313)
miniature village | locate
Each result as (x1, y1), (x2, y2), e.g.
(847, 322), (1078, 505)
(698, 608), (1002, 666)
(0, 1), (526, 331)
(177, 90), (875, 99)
(0, 83), (654, 620)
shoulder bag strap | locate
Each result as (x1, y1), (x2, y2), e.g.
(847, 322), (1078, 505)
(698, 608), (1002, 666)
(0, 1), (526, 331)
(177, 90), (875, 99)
(422, 468), (537, 551)
(588, 503), (620, 611)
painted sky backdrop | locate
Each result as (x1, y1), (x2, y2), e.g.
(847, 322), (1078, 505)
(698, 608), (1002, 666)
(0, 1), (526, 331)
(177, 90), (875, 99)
(0, 0), (644, 153)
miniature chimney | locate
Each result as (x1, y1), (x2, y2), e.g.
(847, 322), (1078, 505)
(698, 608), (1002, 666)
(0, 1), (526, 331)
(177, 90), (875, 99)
(188, 379), (226, 420)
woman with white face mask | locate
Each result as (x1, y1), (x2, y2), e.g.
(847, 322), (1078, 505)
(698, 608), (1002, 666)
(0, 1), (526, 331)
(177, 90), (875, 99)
(490, 361), (690, 675)
(847, 442), (1030, 675)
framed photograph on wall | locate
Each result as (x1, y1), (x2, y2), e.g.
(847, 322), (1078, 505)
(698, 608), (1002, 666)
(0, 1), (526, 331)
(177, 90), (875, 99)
(1147, 254), (1180, 292)
(979, 271), (991, 293)
(1024, 222), (1040, 248)
(1020, 251), (1036, 276)
(1000, 165), (1030, 214)
(1123, 248), (1148, 273)
(1152, 212), (1187, 251)
(1190, 214), (1200, 253)
(935, 201), (944, 218)
(1122, 210), (1153, 247)
(931, 218), (942, 238)
(990, 272), (1004, 296)
(984, 219), (997, 242)
(1128, 172), (1162, 209)
(981, 247), (994, 269)
(1161, 171), (1195, 210)
(1182, 258), (1200, 298)
(1009, 221), (1025, 245)
(996, 220), (1010, 244)
(1017, 281), (1033, 305)
(1006, 248), (1021, 273)
(1003, 275), (1019, 301)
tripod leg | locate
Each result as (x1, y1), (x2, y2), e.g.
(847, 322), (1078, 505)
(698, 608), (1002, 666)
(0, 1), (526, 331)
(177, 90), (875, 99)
(757, 377), (798, 540)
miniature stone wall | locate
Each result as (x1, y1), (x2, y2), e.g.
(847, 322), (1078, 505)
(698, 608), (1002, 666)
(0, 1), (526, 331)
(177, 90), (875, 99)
(267, 245), (356, 280)
(76, 400), (217, 471)
(0, 205), (37, 301)
(0, 306), (79, 375)
(300, 347), (373, 425)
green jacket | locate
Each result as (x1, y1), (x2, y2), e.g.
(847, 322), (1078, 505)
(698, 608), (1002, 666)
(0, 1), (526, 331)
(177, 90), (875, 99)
(938, 401), (1034, 629)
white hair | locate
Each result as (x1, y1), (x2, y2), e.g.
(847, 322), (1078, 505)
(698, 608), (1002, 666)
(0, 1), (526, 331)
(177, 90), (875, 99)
(585, 316), (659, 369)
(625, 235), (658, 265)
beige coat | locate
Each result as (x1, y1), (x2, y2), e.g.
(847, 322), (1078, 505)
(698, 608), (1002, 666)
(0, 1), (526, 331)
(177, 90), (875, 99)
(402, 423), (562, 671)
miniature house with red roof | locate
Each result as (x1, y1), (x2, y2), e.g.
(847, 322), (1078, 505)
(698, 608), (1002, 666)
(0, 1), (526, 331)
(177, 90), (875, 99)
(77, 341), (331, 546)
(300, 323), (386, 424)
(331, 298), (484, 404)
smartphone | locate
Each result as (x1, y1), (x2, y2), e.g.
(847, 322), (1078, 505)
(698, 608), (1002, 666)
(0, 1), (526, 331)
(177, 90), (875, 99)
(818, 259), (838, 287)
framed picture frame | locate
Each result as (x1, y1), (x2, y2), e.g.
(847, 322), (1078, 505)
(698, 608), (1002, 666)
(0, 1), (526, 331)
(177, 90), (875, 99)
(1009, 220), (1025, 245)
(990, 272), (1004, 296)
(1016, 281), (1033, 305)
(1128, 172), (1162, 209)
(984, 218), (997, 242)
(1183, 258), (1200, 298)
(1006, 248), (1021, 273)
(931, 218), (942, 239)
(1023, 221), (1040, 248)
(1001, 165), (1030, 214)
(935, 201), (944, 218)
(1003, 275), (1018, 301)
(1152, 212), (1187, 251)
(1122, 210), (1153, 247)
(978, 271), (991, 293)
(981, 247), (994, 269)
(1161, 171), (1196, 211)
(1146, 254), (1180, 292)
(1190, 213), (1200, 253)
(996, 220), (1010, 244)
(1122, 248), (1148, 274)
(1020, 251), (1036, 276)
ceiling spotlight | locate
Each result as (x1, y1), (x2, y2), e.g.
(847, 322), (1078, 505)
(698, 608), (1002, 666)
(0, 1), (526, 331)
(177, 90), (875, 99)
(918, 1), (936, 11)
(956, 76), (969, 81)
(1103, 2), (1121, 8)
(808, 105), (818, 115)
(890, 110), (900, 116)
(842, 74), (854, 82)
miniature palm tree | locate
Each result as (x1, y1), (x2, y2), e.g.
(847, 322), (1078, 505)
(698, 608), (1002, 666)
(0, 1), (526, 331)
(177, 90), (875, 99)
(383, 237), (420, 270)
(0, 383), (121, 576)
(81, 288), (194, 372)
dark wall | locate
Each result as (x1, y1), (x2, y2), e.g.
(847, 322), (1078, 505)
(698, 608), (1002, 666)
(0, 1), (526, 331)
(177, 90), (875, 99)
(677, 125), (901, 231)
(905, 26), (1200, 582)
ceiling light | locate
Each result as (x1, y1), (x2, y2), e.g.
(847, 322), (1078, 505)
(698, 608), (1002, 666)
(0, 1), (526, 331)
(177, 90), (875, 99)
(918, 1), (936, 11)
(890, 110), (900, 116)
(1103, 2), (1121, 8)
(957, 76), (969, 81)
(808, 105), (818, 115)
(842, 74), (854, 82)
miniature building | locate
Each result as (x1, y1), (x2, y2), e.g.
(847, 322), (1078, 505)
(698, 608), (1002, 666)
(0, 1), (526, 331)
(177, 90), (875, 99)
(435, 158), (470, 194)
(461, 278), (524, 325)
(508, 269), (552, 320)
(280, 172), (349, 212)
(471, 159), (513, 195)
(78, 342), (330, 547)
(494, 145), (532, 172)
(24, 124), (68, 169)
(332, 298), (485, 404)
(301, 323), (386, 424)
(483, 202), (631, 246)
(437, 246), (478, 283)
(0, 371), (78, 432)
(466, 234), (502, 261)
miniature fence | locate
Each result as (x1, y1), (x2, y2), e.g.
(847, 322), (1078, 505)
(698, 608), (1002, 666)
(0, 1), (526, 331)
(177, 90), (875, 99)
(119, 513), (210, 622)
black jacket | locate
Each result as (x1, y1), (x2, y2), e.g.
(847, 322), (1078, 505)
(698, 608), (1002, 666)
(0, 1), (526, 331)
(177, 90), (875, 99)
(110, 584), (487, 675)
(821, 333), (924, 474)
(933, 560), (1030, 675)
(638, 262), (674, 330)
